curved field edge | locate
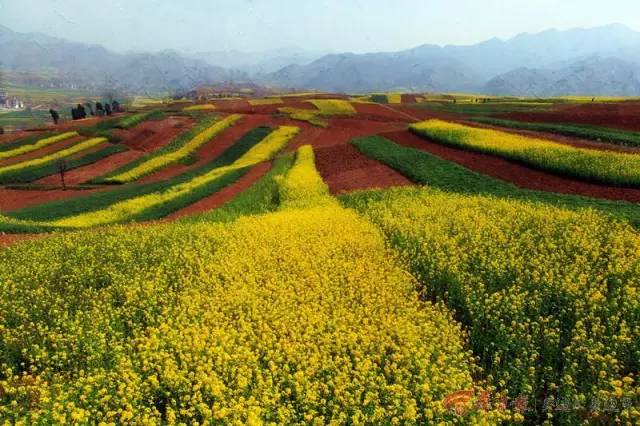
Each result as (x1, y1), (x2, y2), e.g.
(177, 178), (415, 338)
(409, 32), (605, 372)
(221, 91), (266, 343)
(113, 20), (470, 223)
(92, 114), (236, 184)
(5, 126), (276, 223)
(0, 126), (298, 231)
(0, 143), (128, 184)
(0, 145), (507, 424)
(0, 132), (78, 160)
(350, 135), (640, 227)
(468, 117), (640, 148)
(411, 119), (640, 188)
(341, 186), (640, 424)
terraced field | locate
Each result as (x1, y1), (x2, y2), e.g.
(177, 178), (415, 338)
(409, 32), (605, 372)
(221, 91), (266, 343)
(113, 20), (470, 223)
(1, 95), (639, 424)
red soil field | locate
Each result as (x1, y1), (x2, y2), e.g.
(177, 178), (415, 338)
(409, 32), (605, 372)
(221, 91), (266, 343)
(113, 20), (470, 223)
(0, 233), (41, 247)
(211, 100), (252, 114)
(383, 130), (640, 203)
(35, 150), (144, 185)
(117, 115), (194, 152)
(352, 103), (415, 122)
(0, 135), (86, 167)
(165, 161), (273, 220)
(401, 94), (419, 103)
(0, 187), (104, 211)
(0, 130), (43, 144)
(315, 144), (414, 194)
(289, 117), (411, 193)
(501, 102), (640, 132)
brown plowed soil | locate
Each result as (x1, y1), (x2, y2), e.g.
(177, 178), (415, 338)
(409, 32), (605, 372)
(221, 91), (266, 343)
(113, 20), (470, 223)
(315, 144), (414, 194)
(0, 135), (87, 167)
(290, 117), (411, 193)
(35, 150), (144, 185)
(352, 103), (415, 122)
(212, 100), (252, 114)
(290, 118), (405, 150)
(252, 100), (317, 115)
(165, 161), (273, 220)
(116, 115), (194, 152)
(137, 115), (272, 183)
(383, 130), (640, 203)
(0, 187), (103, 211)
(501, 102), (640, 132)
(0, 130), (43, 144)
(0, 233), (41, 247)
(401, 94), (419, 103)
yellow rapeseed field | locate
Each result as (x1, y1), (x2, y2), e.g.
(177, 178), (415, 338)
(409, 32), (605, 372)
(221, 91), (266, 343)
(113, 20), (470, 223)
(248, 98), (283, 106)
(182, 104), (216, 111)
(345, 187), (640, 424)
(309, 99), (357, 115)
(411, 119), (640, 187)
(0, 145), (510, 424)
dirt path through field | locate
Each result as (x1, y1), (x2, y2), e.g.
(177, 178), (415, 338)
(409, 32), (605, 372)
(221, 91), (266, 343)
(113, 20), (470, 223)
(383, 130), (640, 203)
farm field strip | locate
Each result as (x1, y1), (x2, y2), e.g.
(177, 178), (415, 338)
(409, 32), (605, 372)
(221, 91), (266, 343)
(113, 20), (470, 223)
(309, 99), (357, 115)
(0, 145), (507, 424)
(183, 104), (216, 111)
(411, 119), (640, 187)
(469, 116), (640, 148)
(0, 137), (110, 183)
(248, 98), (283, 106)
(386, 93), (402, 104)
(0, 126), (298, 229)
(115, 110), (165, 130)
(343, 187), (640, 424)
(351, 134), (640, 225)
(100, 114), (242, 184)
(4, 126), (277, 223)
(0, 143), (129, 185)
(0, 131), (78, 159)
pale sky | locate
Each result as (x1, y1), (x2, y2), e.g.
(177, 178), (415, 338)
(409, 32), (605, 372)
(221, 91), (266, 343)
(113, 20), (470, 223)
(1, 0), (639, 54)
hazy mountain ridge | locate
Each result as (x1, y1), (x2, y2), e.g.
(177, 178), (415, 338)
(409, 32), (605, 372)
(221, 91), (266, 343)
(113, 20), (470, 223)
(0, 24), (241, 92)
(261, 24), (640, 95)
(2, 23), (640, 95)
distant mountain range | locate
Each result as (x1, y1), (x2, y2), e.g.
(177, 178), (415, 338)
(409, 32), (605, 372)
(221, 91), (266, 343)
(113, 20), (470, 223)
(0, 24), (243, 93)
(2, 23), (640, 96)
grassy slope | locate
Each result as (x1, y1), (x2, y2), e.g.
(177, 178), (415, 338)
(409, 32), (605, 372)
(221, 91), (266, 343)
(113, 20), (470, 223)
(349, 136), (640, 226)
(469, 117), (640, 148)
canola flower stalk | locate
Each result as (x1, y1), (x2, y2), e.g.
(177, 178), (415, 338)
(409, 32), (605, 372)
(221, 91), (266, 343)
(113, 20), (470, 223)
(48, 125), (299, 228)
(0, 137), (106, 176)
(411, 119), (640, 187)
(0, 131), (78, 160)
(105, 114), (242, 183)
